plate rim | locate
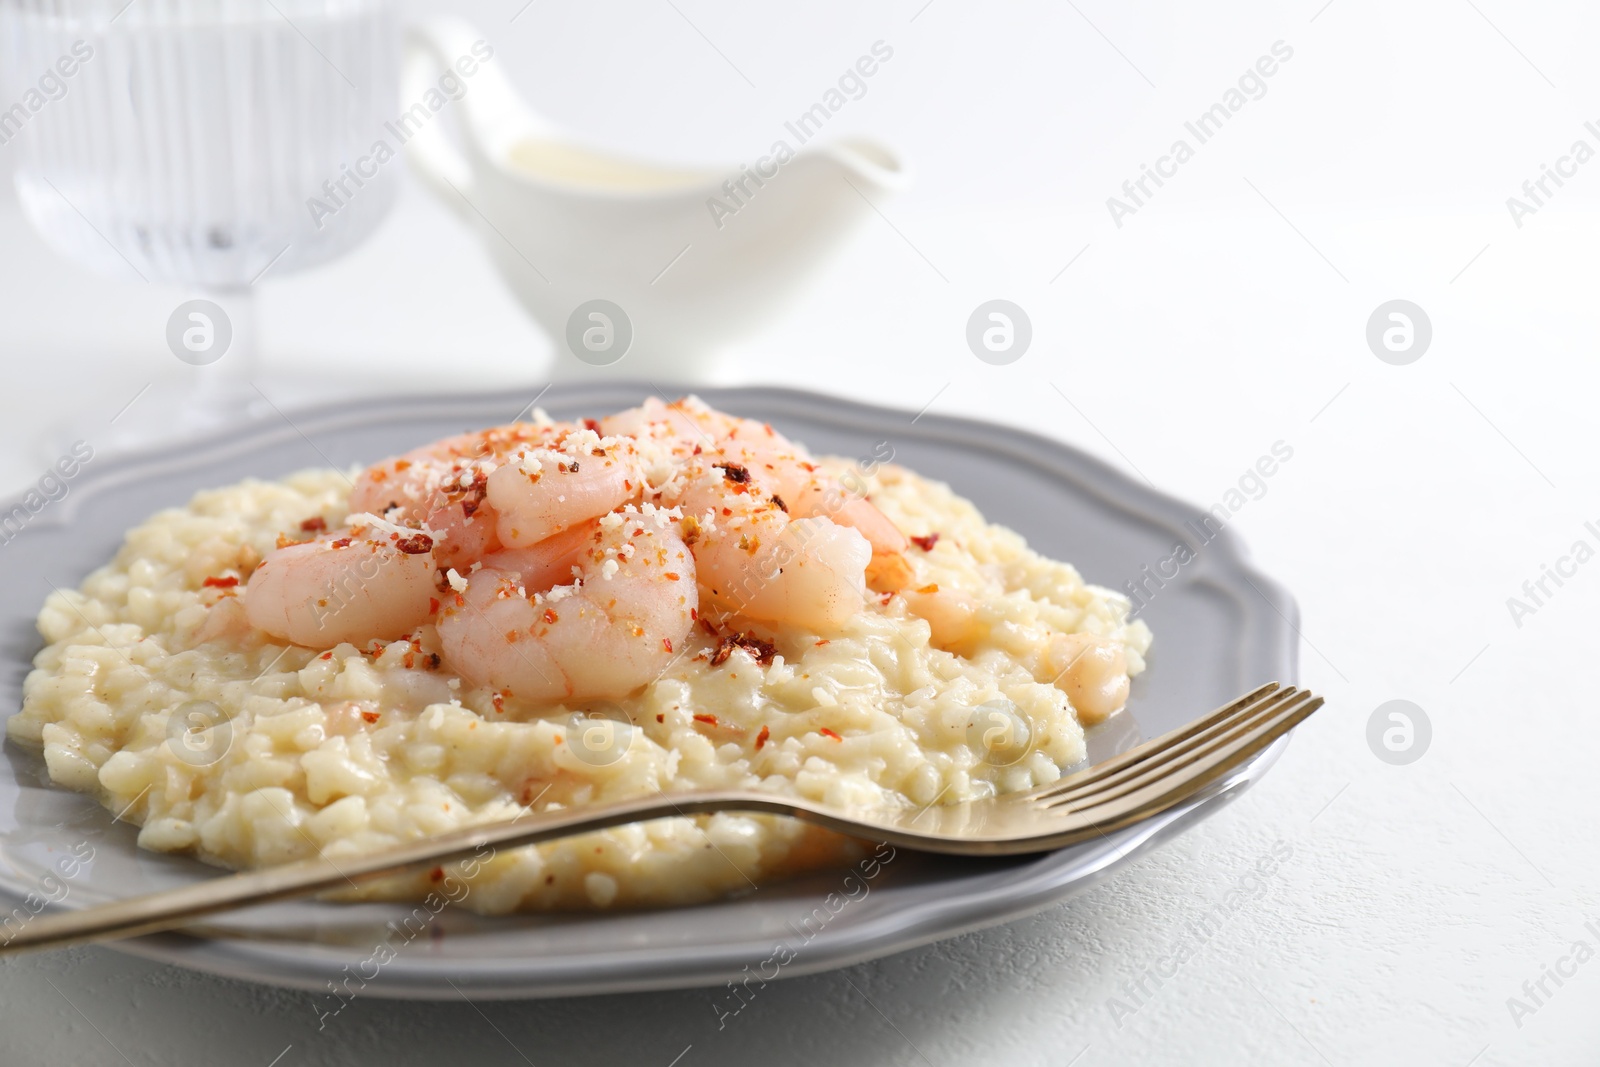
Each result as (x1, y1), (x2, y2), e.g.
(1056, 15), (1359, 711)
(0, 381), (1300, 999)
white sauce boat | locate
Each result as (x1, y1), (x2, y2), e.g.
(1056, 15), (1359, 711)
(401, 17), (909, 379)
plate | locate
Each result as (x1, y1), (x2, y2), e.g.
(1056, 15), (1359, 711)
(0, 383), (1298, 999)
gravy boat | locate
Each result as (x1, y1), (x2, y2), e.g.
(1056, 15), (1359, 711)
(401, 18), (909, 379)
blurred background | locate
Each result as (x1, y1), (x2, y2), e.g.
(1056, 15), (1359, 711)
(4, 0), (1600, 1064)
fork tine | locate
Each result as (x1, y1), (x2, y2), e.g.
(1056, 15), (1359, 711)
(1021, 681), (1281, 804)
(1033, 685), (1301, 808)
(1043, 690), (1323, 821)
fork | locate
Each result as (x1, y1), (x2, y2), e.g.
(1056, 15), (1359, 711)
(0, 682), (1320, 956)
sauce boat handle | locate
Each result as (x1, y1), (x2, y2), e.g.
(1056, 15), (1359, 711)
(400, 17), (539, 222)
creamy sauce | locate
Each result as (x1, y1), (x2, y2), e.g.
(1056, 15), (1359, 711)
(504, 139), (711, 191)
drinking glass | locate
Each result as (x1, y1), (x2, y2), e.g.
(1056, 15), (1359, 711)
(0, 0), (398, 446)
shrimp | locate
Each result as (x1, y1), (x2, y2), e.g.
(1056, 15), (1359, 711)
(485, 435), (645, 548)
(1042, 633), (1130, 724)
(349, 423), (563, 568)
(244, 517), (439, 647)
(607, 396), (914, 593)
(716, 432), (913, 592)
(599, 395), (760, 455)
(349, 423), (643, 568)
(901, 586), (984, 655)
(671, 457), (871, 633)
(436, 505), (696, 702)
(349, 423), (560, 518)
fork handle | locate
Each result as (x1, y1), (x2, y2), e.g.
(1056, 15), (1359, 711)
(1, 792), (800, 957)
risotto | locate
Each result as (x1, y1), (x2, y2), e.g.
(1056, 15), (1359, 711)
(7, 399), (1151, 911)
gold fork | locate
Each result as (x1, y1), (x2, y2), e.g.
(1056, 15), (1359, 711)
(0, 682), (1320, 956)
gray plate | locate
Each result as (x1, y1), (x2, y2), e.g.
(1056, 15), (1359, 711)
(0, 384), (1298, 999)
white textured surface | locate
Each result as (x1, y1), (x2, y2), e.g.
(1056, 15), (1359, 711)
(3, 0), (1598, 1063)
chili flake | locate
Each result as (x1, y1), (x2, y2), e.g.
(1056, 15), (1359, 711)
(910, 532), (940, 552)
(710, 631), (777, 667)
(395, 533), (434, 555)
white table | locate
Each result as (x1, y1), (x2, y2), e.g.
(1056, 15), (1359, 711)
(3, 1), (1597, 1062)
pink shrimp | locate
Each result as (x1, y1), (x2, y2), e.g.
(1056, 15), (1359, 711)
(606, 396), (914, 590)
(670, 456), (872, 633)
(436, 506), (696, 702)
(348, 423), (645, 569)
(243, 517), (439, 647)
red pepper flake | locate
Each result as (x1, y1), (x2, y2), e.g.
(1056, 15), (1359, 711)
(771, 494), (787, 513)
(582, 418), (602, 432)
(393, 460), (412, 471)
(915, 583), (940, 594)
(664, 572), (680, 581)
(319, 651), (333, 660)
(656, 713), (665, 723)
(492, 691), (506, 713)
(714, 462), (750, 484)
(330, 537), (353, 549)
(710, 631), (777, 667)
(814, 638), (830, 646)
(693, 713), (718, 726)
(395, 533), (434, 555)
(820, 728), (843, 742)
(202, 576), (239, 588)
(428, 653), (442, 669)
(543, 608), (559, 624)
(361, 711), (380, 724)
(663, 637), (673, 653)
(755, 725), (770, 750)
(721, 507), (732, 517)
(299, 516), (327, 533)
(427, 597), (441, 616)
(910, 532), (940, 552)
(428, 866), (444, 883)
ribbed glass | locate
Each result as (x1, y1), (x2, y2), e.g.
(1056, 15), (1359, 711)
(1, 0), (397, 287)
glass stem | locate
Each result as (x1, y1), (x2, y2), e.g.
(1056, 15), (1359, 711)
(190, 288), (259, 417)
